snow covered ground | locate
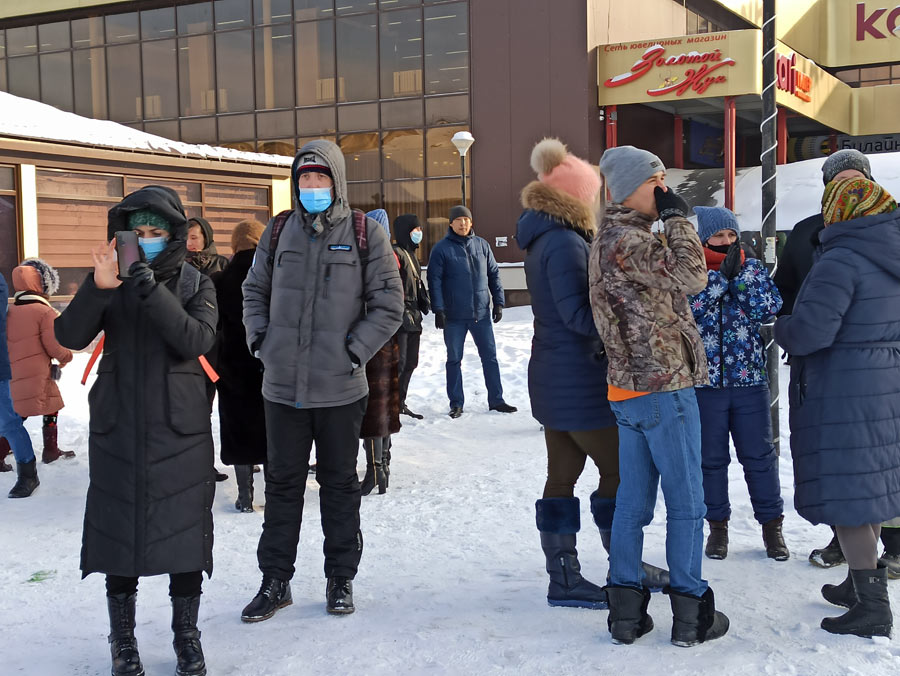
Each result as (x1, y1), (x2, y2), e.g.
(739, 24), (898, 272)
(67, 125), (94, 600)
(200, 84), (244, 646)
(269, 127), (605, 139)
(1, 306), (898, 675)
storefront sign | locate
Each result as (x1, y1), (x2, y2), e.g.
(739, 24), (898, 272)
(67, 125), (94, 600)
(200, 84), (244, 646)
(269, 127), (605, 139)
(597, 30), (761, 106)
(788, 133), (900, 161)
(856, 2), (900, 40)
(776, 53), (811, 102)
(604, 44), (735, 97)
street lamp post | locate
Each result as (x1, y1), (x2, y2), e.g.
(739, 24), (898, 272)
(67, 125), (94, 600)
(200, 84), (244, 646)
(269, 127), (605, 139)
(451, 131), (475, 207)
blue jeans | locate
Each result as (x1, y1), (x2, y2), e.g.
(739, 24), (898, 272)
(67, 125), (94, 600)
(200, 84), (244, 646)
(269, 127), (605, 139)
(696, 385), (783, 524)
(0, 380), (34, 464)
(443, 318), (504, 408)
(609, 388), (707, 596)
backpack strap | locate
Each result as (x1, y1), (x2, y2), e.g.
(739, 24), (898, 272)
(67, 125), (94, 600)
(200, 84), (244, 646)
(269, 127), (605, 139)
(265, 209), (294, 268)
(352, 209), (369, 265)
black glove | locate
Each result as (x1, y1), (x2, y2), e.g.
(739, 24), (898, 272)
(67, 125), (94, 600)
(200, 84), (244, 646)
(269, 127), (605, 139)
(719, 242), (743, 280)
(492, 306), (503, 323)
(653, 186), (689, 222)
(435, 311), (446, 330)
(128, 261), (156, 299)
(49, 364), (62, 381)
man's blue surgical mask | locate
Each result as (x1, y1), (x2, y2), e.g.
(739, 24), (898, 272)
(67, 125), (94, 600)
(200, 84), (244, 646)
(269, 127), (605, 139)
(410, 229), (423, 245)
(298, 188), (333, 214)
(138, 235), (168, 262)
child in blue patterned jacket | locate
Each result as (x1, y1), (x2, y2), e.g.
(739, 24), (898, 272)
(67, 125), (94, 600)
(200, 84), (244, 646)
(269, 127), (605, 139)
(689, 206), (788, 562)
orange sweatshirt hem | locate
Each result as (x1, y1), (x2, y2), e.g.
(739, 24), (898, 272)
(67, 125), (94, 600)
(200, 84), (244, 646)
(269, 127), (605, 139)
(607, 384), (650, 402)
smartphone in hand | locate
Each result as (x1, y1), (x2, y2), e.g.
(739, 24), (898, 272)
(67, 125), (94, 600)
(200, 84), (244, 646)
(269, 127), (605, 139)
(115, 230), (141, 277)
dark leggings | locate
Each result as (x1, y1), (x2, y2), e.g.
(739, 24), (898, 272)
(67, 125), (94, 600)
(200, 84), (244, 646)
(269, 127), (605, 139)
(105, 571), (203, 598)
(835, 524), (882, 570)
(543, 426), (620, 499)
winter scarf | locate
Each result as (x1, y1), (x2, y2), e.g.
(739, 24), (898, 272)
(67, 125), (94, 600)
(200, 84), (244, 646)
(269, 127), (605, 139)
(822, 177), (897, 226)
(703, 246), (745, 272)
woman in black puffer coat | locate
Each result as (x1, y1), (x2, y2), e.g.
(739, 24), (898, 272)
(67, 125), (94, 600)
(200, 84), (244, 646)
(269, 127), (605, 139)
(55, 186), (217, 676)
(213, 219), (268, 512)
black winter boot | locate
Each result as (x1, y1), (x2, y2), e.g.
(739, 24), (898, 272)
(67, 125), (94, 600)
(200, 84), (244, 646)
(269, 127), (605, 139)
(705, 519), (728, 560)
(821, 566), (893, 638)
(667, 586), (730, 647)
(822, 572), (856, 609)
(241, 576), (292, 623)
(107, 593), (144, 676)
(234, 464), (254, 512)
(879, 527), (900, 580)
(171, 595), (206, 676)
(762, 515), (790, 561)
(326, 576), (355, 614)
(809, 528), (846, 568)
(359, 439), (386, 496)
(8, 459), (39, 498)
(537, 497), (607, 609)
(606, 586), (654, 645)
(382, 438), (392, 488)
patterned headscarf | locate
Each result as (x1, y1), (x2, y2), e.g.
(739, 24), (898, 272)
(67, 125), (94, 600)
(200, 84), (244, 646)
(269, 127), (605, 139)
(822, 177), (897, 226)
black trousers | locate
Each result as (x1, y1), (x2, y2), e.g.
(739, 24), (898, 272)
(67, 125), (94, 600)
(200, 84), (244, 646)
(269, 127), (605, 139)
(396, 330), (421, 406)
(258, 396), (367, 580)
(105, 572), (203, 598)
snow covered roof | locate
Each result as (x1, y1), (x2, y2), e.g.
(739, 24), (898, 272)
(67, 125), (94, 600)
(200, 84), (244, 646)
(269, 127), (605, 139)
(0, 91), (294, 167)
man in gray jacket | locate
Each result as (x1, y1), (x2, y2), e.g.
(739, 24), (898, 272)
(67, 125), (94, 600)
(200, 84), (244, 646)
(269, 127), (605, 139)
(240, 140), (403, 620)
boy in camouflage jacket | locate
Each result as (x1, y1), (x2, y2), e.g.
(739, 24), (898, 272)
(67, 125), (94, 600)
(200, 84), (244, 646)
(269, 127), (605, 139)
(588, 145), (728, 648)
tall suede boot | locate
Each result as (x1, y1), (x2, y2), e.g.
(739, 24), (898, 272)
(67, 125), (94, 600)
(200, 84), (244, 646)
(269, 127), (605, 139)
(536, 497), (607, 609)
(359, 438), (386, 496)
(234, 464), (254, 513)
(705, 519), (729, 559)
(666, 586), (730, 647)
(590, 492), (670, 592)
(606, 586), (654, 644)
(172, 595), (207, 676)
(41, 415), (75, 464)
(107, 593), (144, 676)
(8, 459), (39, 498)
(0, 437), (12, 472)
(821, 566), (893, 638)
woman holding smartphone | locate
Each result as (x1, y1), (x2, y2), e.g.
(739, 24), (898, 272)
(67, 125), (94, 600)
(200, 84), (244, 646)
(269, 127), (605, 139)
(55, 185), (217, 676)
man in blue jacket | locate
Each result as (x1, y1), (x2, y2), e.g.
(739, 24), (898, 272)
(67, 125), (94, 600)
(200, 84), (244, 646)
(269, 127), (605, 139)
(427, 205), (516, 418)
(1, 272), (39, 497)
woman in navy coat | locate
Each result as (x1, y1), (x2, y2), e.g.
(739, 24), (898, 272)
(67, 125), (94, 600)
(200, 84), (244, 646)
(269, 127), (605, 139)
(516, 139), (666, 611)
(775, 177), (899, 639)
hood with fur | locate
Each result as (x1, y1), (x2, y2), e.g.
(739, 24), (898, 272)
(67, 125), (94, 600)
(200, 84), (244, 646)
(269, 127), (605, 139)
(13, 259), (60, 296)
(516, 181), (596, 250)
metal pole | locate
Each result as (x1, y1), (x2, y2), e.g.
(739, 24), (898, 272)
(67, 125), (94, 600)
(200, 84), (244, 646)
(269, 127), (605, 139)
(724, 96), (736, 211)
(761, 0), (780, 454)
(460, 154), (467, 207)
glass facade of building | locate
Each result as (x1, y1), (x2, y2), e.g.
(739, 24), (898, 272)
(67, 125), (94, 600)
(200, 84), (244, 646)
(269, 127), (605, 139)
(0, 0), (471, 258)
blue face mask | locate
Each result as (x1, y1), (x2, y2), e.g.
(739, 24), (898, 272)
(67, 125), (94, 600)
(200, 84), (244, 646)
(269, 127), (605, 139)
(138, 235), (168, 262)
(410, 230), (423, 245)
(298, 188), (333, 214)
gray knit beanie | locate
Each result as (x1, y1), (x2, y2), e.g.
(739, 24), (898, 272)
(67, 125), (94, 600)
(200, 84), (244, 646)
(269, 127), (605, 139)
(694, 206), (741, 244)
(822, 149), (872, 185)
(599, 146), (666, 203)
(449, 205), (472, 222)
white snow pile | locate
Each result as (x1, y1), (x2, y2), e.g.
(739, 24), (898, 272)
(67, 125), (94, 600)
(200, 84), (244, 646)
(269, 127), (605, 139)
(668, 151), (900, 233)
(0, 91), (293, 166)
(1, 307), (898, 674)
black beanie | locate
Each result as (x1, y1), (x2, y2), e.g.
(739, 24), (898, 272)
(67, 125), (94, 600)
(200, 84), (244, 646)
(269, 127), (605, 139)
(449, 205), (472, 222)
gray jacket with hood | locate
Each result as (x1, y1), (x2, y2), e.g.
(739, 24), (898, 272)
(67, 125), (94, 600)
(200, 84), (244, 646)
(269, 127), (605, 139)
(242, 140), (403, 408)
